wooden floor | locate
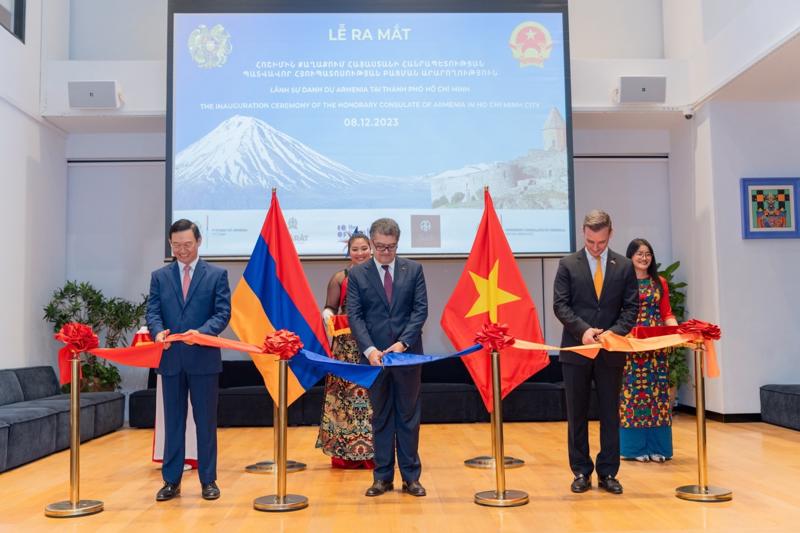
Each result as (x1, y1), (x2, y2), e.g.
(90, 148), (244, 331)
(1, 413), (799, 532)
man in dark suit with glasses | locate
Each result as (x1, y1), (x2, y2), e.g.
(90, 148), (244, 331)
(347, 218), (429, 498)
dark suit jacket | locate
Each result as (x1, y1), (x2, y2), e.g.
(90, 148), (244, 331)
(146, 259), (231, 376)
(346, 257), (428, 360)
(553, 248), (639, 367)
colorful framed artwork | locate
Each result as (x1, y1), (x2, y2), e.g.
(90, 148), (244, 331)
(740, 177), (800, 239)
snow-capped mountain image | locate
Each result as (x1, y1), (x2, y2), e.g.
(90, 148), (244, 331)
(173, 115), (428, 209)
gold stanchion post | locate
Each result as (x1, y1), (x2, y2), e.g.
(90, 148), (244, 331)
(463, 410), (525, 469)
(253, 358), (308, 511)
(675, 342), (732, 502)
(245, 403), (306, 474)
(474, 350), (528, 507)
(45, 355), (103, 518)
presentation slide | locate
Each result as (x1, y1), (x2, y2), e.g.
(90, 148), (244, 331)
(170, 10), (573, 256)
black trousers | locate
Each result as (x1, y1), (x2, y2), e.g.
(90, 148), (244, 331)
(562, 358), (624, 478)
(368, 365), (422, 483)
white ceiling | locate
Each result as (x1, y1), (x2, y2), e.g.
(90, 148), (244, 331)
(713, 32), (800, 102)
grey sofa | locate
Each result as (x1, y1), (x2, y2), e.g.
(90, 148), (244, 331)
(0, 366), (125, 472)
(760, 384), (800, 431)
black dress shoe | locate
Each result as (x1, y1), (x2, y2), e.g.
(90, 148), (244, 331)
(598, 475), (623, 494)
(402, 480), (426, 497)
(201, 481), (221, 500)
(365, 479), (393, 497)
(156, 482), (181, 501)
(570, 474), (591, 493)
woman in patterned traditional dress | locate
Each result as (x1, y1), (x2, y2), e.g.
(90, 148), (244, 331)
(316, 232), (375, 468)
(619, 238), (678, 463)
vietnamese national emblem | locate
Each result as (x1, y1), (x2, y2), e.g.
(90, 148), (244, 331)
(509, 21), (552, 68)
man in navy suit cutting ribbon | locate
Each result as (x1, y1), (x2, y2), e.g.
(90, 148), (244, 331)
(146, 219), (231, 501)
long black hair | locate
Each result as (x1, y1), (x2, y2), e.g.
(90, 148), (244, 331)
(626, 238), (661, 295)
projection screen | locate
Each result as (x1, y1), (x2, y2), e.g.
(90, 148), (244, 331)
(167, 0), (574, 258)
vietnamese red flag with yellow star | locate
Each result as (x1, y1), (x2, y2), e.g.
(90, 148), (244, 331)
(441, 188), (549, 412)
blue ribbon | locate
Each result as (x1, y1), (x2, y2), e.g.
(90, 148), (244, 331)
(289, 344), (483, 390)
(382, 344), (482, 366)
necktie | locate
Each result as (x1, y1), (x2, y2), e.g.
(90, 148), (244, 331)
(182, 264), (191, 300)
(382, 264), (393, 303)
(593, 256), (603, 299)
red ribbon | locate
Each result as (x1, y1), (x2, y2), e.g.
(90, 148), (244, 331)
(262, 329), (304, 360)
(677, 319), (721, 341)
(54, 322), (100, 385)
(474, 323), (516, 352)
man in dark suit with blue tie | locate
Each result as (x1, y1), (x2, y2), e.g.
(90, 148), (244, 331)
(146, 219), (231, 501)
(553, 210), (639, 495)
(347, 218), (428, 497)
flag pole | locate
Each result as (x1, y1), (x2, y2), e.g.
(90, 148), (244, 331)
(254, 356), (308, 511)
(675, 342), (732, 502)
(464, 186), (524, 470)
(474, 349), (528, 507)
(245, 403), (307, 474)
(241, 188), (306, 475)
(45, 354), (104, 518)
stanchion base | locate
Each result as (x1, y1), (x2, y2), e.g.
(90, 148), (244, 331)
(675, 485), (732, 502)
(253, 494), (308, 512)
(464, 456), (524, 469)
(474, 489), (528, 507)
(45, 500), (104, 518)
(245, 460), (306, 474)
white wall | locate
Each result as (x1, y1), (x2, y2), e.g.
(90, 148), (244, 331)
(568, 0), (664, 59)
(667, 102), (800, 414)
(667, 108), (725, 411)
(0, 1), (69, 370)
(0, 101), (67, 369)
(704, 102), (800, 413)
(67, 132), (166, 160)
(69, 0), (167, 61)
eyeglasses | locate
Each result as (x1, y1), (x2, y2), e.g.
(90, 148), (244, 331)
(633, 252), (653, 258)
(373, 243), (398, 252)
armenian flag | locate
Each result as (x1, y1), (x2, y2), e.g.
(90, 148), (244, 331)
(230, 190), (330, 405)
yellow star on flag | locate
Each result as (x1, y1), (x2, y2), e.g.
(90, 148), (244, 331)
(465, 260), (521, 322)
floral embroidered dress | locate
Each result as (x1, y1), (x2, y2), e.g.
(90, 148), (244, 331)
(316, 271), (375, 468)
(619, 276), (675, 459)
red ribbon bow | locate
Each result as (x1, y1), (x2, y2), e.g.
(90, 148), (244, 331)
(55, 322), (100, 353)
(677, 319), (721, 341)
(474, 323), (516, 352)
(54, 322), (100, 385)
(262, 329), (304, 360)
